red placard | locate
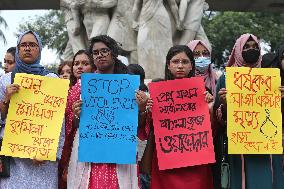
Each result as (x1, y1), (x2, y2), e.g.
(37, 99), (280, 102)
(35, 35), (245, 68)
(149, 77), (215, 170)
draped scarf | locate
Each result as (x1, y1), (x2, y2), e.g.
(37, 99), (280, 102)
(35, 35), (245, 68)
(12, 30), (50, 82)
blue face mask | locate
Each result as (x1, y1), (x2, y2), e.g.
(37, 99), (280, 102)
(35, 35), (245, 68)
(194, 57), (211, 74)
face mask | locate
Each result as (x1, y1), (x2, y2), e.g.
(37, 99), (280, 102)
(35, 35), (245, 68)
(242, 49), (260, 64)
(194, 57), (211, 74)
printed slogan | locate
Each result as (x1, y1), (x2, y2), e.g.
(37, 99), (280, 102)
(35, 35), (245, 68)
(226, 67), (283, 154)
(149, 77), (215, 170)
(79, 74), (139, 164)
(0, 73), (69, 161)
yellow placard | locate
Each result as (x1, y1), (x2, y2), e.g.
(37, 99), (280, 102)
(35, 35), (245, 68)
(226, 67), (283, 154)
(0, 73), (69, 160)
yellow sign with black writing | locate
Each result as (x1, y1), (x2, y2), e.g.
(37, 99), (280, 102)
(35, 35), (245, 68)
(226, 67), (282, 154)
(0, 73), (69, 160)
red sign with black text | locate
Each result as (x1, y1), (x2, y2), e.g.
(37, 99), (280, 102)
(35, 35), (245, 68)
(149, 77), (215, 170)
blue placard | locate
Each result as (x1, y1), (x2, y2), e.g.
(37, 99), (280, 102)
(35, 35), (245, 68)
(79, 74), (140, 164)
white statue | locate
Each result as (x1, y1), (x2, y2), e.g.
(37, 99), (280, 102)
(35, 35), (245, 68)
(61, 0), (117, 59)
(61, 0), (210, 75)
(132, 0), (181, 79)
(61, 0), (87, 56)
(195, 25), (211, 52)
(175, 0), (210, 48)
(107, 0), (138, 64)
(82, 0), (117, 39)
(63, 40), (75, 60)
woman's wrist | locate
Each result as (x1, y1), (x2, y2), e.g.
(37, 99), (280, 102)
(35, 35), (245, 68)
(2, 97), (10, 106)
(74, 113), (80, 120)
(139, 109), (148, 116)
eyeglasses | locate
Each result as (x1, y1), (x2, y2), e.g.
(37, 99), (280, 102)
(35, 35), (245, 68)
(92, 48), (110, 58)
(193, 50), (210, 57)
(19, 42), (39, 49)
(170, 59), (191, 66)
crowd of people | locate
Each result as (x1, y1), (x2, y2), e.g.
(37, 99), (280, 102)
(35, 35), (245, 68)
(0, 30), (283, 189)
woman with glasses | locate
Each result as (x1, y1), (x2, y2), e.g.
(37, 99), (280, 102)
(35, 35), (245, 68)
(68, 35), (140, 188)
(187, 40), (217, 98)
(214, 34), (284, 189)
(0, 31), (64, 188)
(187, 40), (221, 188)
(59, 50), (95, 189)
(137, 45), (214, 189)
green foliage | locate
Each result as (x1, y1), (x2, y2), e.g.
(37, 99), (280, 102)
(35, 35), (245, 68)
(202, 12), (284, 66)
(17, 10), (68, 55)
(45, 63), (59, 74)
(0, 15), (8, 44)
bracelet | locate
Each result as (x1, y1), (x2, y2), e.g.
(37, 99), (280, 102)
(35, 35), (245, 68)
(74, 114), (80, 120)
(2, 99), (9, 106)
(139, 110), (147, 116)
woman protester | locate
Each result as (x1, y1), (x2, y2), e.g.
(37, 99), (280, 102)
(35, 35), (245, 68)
(68, 35), (139, 189)
(0, 31), (65, 189)
(214, 33), (284, 189)
(187, 40), (217, 97)
(137, 45), (214, 189)
(59, 50), (95, 189)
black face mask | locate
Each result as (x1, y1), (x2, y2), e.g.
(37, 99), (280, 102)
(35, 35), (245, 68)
(242, 49), (260, 64)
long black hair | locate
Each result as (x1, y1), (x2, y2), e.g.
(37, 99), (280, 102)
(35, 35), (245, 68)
(261, 52), (275, 68)
(127, 64), (148, 91)
(165, 45), (195, 80)
(70, 49), (95, 86)
(89, 35), (129, 74)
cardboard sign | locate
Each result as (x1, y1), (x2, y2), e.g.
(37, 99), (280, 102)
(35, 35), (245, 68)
(79, 74), (140, 164)
(0, 73), (69, 160)
(149, 77), (215, 170)
(226, 67), (283, 154)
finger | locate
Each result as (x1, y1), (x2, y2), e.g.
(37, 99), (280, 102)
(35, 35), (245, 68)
(137, 95), (143, 100)
(136, 90), (143, 95)
(13, 85), (20, 89)
(74, 101), (82, 107)
(205, 96), (210, 103)
(136, 92), (142, 98)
